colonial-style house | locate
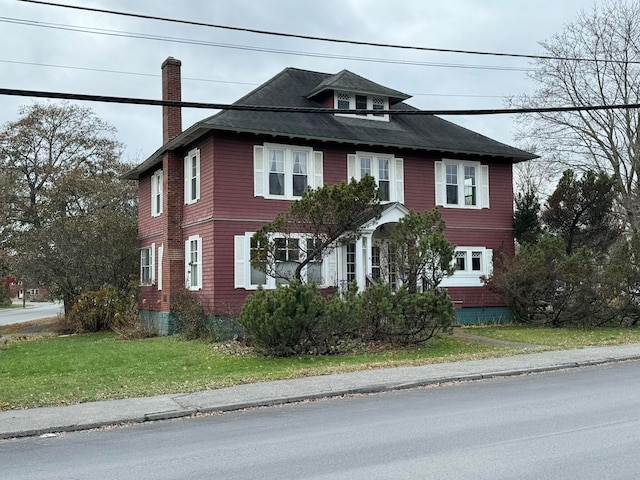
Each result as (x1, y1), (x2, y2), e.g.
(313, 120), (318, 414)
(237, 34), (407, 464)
(124, 57), (536, 334)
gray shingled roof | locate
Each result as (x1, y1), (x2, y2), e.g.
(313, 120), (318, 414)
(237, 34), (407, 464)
(124, 67), (535, 179)
(305, 69), (411, 104)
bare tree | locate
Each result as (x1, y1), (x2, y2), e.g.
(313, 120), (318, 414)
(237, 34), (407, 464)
(0, 102), (138, 313)
(511, 1), (640, 227)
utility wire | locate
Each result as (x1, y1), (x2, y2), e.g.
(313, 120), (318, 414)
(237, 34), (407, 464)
(18, 0), (637, 65)
(0, 59), (507, 99)
(0, 87), (637, 116)
(0, 17), (531, 72)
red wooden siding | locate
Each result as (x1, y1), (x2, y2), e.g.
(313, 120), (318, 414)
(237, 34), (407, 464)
(138, 132), (516, 314)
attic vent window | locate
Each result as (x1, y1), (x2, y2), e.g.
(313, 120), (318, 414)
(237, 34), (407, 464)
(337, 93), (350, 110)
(334, 92), (389, 121)
(372, 97), (384, 116)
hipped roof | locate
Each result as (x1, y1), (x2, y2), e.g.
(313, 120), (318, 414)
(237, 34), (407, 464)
(124, 67), (536, 179)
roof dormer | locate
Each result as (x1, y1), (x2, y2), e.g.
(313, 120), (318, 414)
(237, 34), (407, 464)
(306, 69), (410, 122)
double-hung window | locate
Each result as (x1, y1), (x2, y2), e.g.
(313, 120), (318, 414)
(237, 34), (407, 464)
(274, 238), (300, 284)
(185, 235), (202, 290)
(254, 143), (323, 200)
(184, 148), (200, 205)
(435, 160), (489, 209)
(151, 170), (163, 217)
(140, 244), (155, 285)
(348, 152), (404, 203)
(235, 233), (335, 289)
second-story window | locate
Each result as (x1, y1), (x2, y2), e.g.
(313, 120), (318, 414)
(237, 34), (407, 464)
(184, 148), (200, 205)
(254, 143), (323, 200)
(151, 169), (163, 217)
(348, 152), (403, 203)
(435, 160), (489, 209)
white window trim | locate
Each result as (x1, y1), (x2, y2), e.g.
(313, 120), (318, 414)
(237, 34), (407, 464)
(185, 235), (203, 291)
(150, 169), (163, 217)
(440, 247), (493, 288)
(253, 143), (323, 200)
(157, 244), (163, 291)
(347, 151), (404, 203)
(140, 243), (155, 286)
(334, 91), (389, 121)
(435, 159), (489, 209)
(234, 232), (335, 290)
(184, 148), (201, 205)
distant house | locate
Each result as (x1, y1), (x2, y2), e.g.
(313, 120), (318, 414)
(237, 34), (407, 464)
(124, 57), (536, 334)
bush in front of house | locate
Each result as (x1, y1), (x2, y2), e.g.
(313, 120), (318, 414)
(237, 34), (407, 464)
(358, 283), (454, 344)
(170, 289), (220, 341)
(239, 282), (338, 356)
(56, 284), (155, 338)
(239, 280), (455, 357)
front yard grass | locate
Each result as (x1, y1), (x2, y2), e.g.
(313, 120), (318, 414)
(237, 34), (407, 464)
(2, 325), (640, 410)
(464, 325), (640, 348)
(0, 332), (522, 410)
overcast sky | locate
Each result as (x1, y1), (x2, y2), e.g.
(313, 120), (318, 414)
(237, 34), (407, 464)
(2, 0), (596, 163)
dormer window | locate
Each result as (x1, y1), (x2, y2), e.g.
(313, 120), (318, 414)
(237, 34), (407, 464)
(334, 91), (389, 121)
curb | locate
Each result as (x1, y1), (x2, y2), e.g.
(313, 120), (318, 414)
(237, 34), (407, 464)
(3, 353), (639, 440)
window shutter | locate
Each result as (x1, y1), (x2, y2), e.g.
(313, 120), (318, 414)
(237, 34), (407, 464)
(434, 161), (445, 206)
(394, 158), (404, 204)
(157, 244), (163, 291)
(184, 239), (190, 288)
(195, 154), (201, 201)
(253, 146), (264, 197)
(183, 156), (189, 204)
(347, 154), (357, 180)
(480, 165), (490, 208)
(486, 249), (494, 275)
(150, 173), (157, 215)
(313, 151), (323, 188)
(234, 235), (246, 289)
(150, 243), (156, 282)
(324, 247), (337, 287)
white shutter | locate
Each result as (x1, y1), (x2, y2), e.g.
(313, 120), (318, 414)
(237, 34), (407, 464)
(253, 146), (264, 197)
(194, 153), (201, 201)
(480, 165), (490, 208)
(150, 173), (157, 214)
(313, 151), (323, 188)
(183, 156), (190, 204)
(184, 239), (190, 288)
(150, 243), (156, 282)
(234, 235), (246, 289)
(324, 247), (337, 287)
(434, 161), (445, 206)
(157, 244), (163, 291)
(486, 249), (493, 276)
(394, 157), (404, 204)
(347, 154), (357, 181)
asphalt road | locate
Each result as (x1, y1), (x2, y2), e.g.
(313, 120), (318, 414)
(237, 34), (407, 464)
(0, 302), (63, 326)
(2, 361), (640, 479)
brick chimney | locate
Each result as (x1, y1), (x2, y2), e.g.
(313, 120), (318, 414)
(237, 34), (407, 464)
(162, 56), (182, 143)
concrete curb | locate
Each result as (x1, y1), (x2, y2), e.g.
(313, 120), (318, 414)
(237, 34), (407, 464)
(2, 346), (640, 440)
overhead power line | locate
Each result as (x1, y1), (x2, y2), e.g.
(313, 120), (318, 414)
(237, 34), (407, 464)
(0, 59), (507, 98)
(17, 0), (639, 65)
(0, 17), (530, 72)
(1, 87), (638, 116)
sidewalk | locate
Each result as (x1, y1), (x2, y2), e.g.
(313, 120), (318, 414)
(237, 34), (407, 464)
(3, 342), (640, 439)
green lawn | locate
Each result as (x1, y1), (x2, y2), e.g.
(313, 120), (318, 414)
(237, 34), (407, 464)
(0, 332), (520, 410)
(464, 325), (640, 348)
(2, 326), (640, 410)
